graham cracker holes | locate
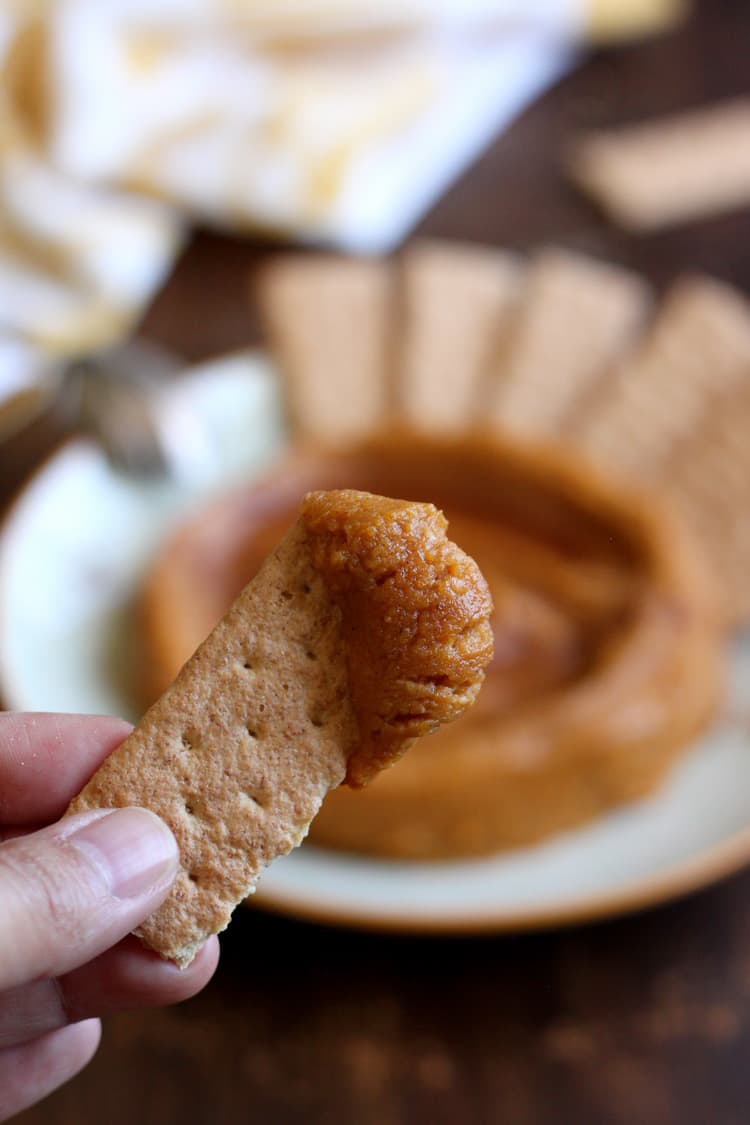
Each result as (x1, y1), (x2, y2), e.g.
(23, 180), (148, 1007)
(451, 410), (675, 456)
(238, 789), (265, 812)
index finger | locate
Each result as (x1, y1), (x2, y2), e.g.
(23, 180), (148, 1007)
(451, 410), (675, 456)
(0, 713), (132, 825)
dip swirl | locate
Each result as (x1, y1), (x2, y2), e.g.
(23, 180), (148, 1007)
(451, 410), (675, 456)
(139, 432), (724, 858)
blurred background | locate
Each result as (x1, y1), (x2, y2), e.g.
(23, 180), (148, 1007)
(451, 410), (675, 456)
(2, 1), (750, 1122)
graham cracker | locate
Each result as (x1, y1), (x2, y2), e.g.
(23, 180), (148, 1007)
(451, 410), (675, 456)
(577, 275), (750, 478)
(662, 382), (750, 625)
(256, 255), (393, 444)
(397, 240), (521, 434)
(67, 490), (492, 967)
(486, 248), (650, 438)
(569, 98), (750, 231)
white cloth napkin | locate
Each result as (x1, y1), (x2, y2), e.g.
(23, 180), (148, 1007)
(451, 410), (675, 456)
(0, 0), (572, 372)
(48, 1), (571, 253)
(0, 6), (184, 374)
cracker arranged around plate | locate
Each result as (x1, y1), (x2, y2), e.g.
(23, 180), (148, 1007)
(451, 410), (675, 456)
(67, 489), (493, 966)
(485, 247), (650, 437)
(398, 240), (521, 435)
(257, 241), (750, 624)
(255, 256), (394, 444)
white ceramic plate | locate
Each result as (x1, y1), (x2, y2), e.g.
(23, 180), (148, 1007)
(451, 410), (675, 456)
(1, 352), (749, 933)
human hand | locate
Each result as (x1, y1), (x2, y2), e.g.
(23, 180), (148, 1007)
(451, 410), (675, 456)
(0, 712), (219, 1121)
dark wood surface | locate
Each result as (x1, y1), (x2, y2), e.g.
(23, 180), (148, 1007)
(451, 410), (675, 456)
(6, 2), (750, 1121)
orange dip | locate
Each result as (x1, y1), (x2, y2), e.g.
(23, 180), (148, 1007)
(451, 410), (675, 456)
(139, 432), (724, 858)
(301, 490), (493, 786)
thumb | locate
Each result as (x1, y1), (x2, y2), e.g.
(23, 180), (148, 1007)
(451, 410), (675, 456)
(0, 809), (178, 991)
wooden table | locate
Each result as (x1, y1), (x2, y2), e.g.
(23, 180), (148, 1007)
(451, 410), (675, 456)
(8, 2), (750, 1121)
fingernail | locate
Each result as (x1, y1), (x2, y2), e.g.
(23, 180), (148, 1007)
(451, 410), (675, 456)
(67, 808), (178, 899)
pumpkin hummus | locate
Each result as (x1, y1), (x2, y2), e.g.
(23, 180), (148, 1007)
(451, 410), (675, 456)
(138, 432), (724, 859)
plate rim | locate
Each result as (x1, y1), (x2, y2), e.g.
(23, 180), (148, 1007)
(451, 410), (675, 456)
(0, 433), (92, 714)
(0, 348), (272, 712)
(2, 365), (750, 934)
(252, 823), (750, 934)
